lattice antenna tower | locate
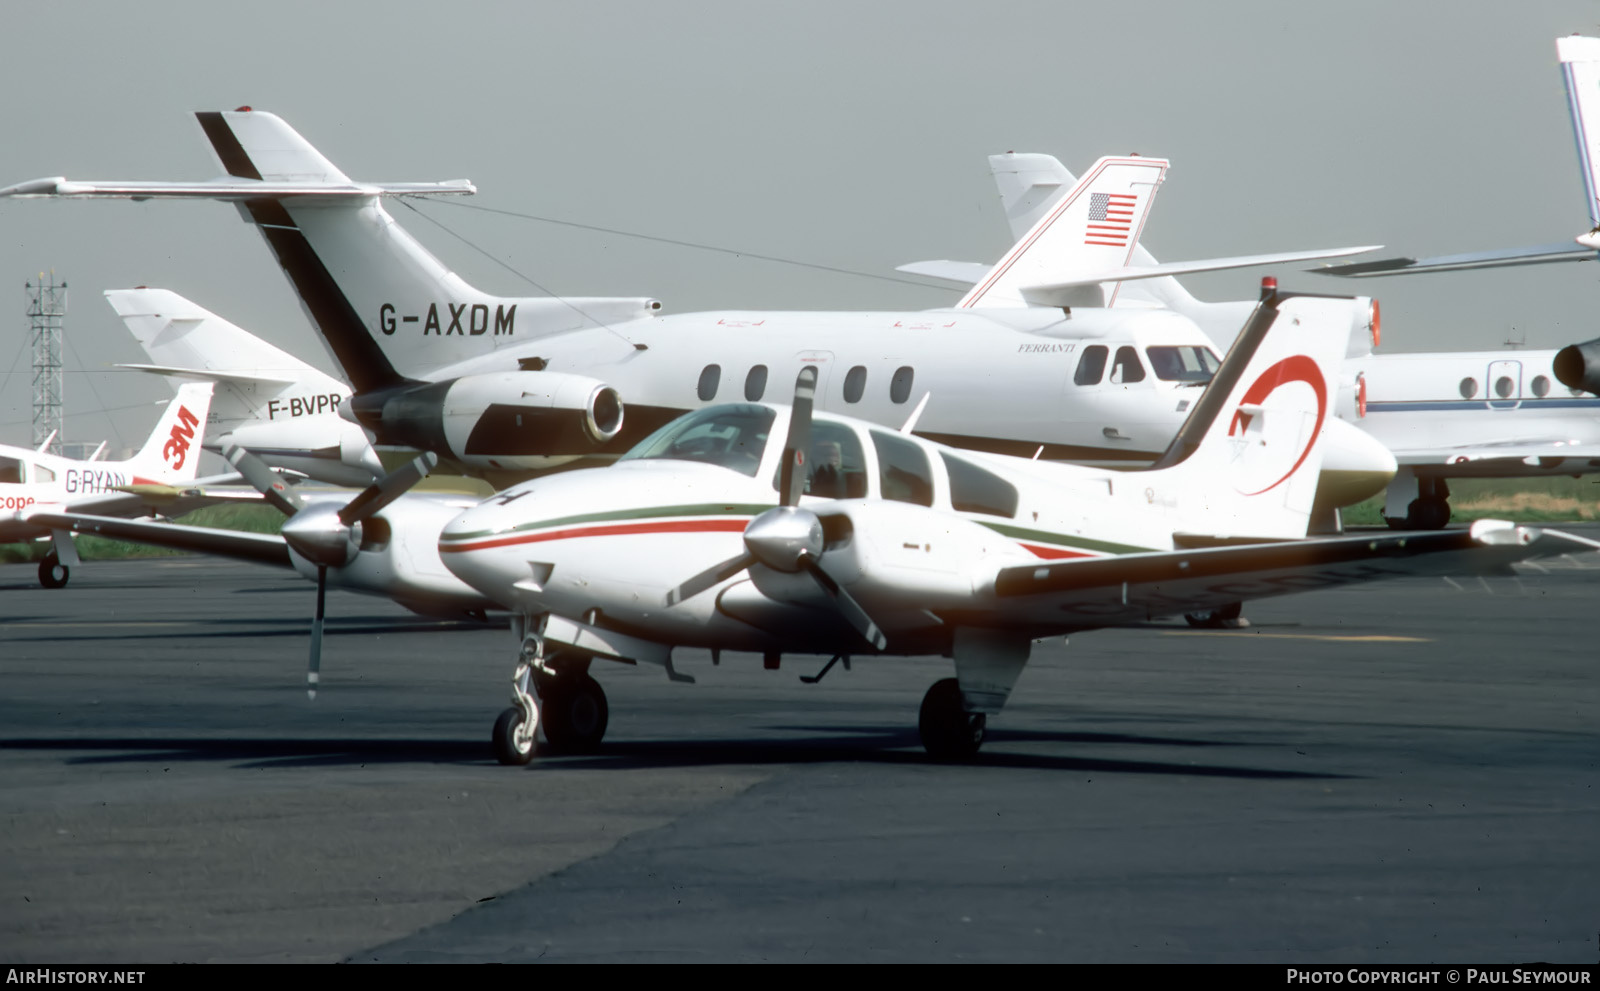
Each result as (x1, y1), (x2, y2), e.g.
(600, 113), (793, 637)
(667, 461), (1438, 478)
(26, 273), (67, 454)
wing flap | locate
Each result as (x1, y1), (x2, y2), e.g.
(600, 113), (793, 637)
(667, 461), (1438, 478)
(991, 524), (1594, 624)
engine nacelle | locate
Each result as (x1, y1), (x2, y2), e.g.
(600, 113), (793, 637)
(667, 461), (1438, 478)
(351, 371), (624, 471)
(1553, 336), (1600, 396)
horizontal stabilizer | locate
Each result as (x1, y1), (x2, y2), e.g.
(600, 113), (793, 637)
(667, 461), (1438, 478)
(116, 362), (304, 386)
(894, 260), (994, 285)
(1313, 241), (1596, 277)
(1017, 245), (1381, 305)
(0, 177), (475, 199)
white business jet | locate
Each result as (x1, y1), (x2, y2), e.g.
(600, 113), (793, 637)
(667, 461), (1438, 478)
(0, 109), (1394, 521)
(912, 141), (1600, 530)
(431, 284), (1590, 763)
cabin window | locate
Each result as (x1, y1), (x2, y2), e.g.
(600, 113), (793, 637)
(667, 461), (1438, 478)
(1459, 377), (1478, 399)
(870, 430), (934, 506)
(744, 365), (768, 401)
(620, 404), (775, 477)
(1145, 346), (1219, 382)
(803, 422), (869, 499)
(697, 364), (721, 402)
(1074, 346), (1108, 385)
(890, 366), (915, 404)
(0, 456), (20, 484)
(31, 464), (54, 483)
(843, 365), (867, 403)
(1494, 376), (1516, 399)
(1109, 346), (1146, 384)
(941, 453), (1018, 517)
(1531, 375), (1551, 398)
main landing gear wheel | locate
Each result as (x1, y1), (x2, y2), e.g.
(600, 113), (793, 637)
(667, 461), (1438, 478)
(493, 706), (538, 765)
(1405, 497), (1451, 531)
(1184, 601), (1243, 629)
(918, 677), (986, 759)
(539, 673), (609, 754)
(38, 552), (69, 589)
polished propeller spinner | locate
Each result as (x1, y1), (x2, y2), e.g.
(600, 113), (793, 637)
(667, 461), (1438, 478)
(662, 367), (887, 650)
(224, 442), (438, 697)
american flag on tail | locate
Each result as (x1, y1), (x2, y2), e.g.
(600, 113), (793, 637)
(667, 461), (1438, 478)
(1084, 192), (1137, 246)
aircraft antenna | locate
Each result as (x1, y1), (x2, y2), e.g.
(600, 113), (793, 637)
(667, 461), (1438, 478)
(26, 272), (66, 455)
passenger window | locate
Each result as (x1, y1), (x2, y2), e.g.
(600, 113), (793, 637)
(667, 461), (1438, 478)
(941, 453), (1018, 517)
(1074, 346), (1108, 385)
(31, 464), (54, 483)
(1110, 346), (1146, 384)
(0, 456), (20, 484)
(744, 365), (768, 401)
(890, 366), (915, 404)
(804, 422), (869, 499)
(1494, 376), (1515, 399)
(870, 431), (934, 506)
(1145, 346), (1219, 382)
(1532, 375), (1551, 398)
(843, 365), (867, 403)
(1459, 377), (1478, 399)
(697, 364), (721, 402)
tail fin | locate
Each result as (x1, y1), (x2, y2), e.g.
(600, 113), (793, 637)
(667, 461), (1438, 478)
(116, 381), (215, 483)
(1560, 36), (1600, 233)
(1143, 285), (1353, 540)
(958, 156), (1168, 309)
(106, 288), (383, 484)
(1, 110), (661, 388)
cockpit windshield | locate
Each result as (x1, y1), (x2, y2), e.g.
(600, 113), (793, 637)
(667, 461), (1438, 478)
(1145, 345), (1220, 383)
(618, 404), (776, 477)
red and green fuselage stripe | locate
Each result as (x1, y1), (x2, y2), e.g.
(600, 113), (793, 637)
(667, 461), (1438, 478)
(438, 503), (1158, 558)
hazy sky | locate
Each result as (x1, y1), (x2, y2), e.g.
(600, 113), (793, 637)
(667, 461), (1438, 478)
(2, 0), (1597, 450)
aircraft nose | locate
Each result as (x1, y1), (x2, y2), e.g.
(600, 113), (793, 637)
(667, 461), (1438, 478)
(1314, 418), (1397, 513)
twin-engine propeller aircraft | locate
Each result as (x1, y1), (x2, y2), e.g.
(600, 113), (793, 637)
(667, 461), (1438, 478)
(1, 382), (221, 588)
(916, 148), (1600, 531)
(434, 283), (1594, 763)
(22, 443), (496, 698)
(0, 109), (1395, 521)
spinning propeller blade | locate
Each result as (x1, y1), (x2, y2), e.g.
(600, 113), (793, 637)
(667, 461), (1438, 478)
(664, 552), (756, 607)
(338, 452), (438, 527)
(223, 441), (304, 515)
(778, 365), (818, 508)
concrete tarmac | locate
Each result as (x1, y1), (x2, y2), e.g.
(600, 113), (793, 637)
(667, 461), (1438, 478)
(1, 547), (1595, 963)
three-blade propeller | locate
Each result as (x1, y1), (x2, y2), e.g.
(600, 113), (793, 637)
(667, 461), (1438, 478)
(225, 443), (438, 697)
(662, 368), (887, 650)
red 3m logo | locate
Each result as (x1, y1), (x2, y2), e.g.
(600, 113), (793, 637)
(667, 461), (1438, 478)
(1228, 355), (1327, 496)
(162, 406), (200, 470)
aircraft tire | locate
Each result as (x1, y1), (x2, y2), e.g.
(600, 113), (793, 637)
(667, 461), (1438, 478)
(1405, 497), (1451, 531)
(492, 706), (537, 766)
(1184, 601), (1243, 629)
(540, 674), (609, 753)
(38, 553), (69, 589)
(918, 678), (985, 759)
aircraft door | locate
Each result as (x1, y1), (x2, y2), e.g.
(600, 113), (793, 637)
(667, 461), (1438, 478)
(1486, 360), (1522, 410)
(794, 350), (834, 406)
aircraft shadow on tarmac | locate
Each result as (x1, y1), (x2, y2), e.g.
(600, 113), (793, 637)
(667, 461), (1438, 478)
(0, 729), (1351, 780)
(0, 615), (507, 642)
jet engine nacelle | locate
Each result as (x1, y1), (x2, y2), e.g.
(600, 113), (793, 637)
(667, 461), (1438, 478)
(350, 371), (625, 471)
(1553, 337), (1600, 397)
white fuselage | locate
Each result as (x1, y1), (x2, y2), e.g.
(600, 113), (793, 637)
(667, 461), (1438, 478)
(1338, 348), (1600, 476)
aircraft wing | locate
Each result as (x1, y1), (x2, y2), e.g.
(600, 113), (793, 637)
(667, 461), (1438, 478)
(1387, 440), (1600, 468)
(20, 509), (292, 568)
(984, 522), (1595, 631)
(1310, 242), (1597, 277)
